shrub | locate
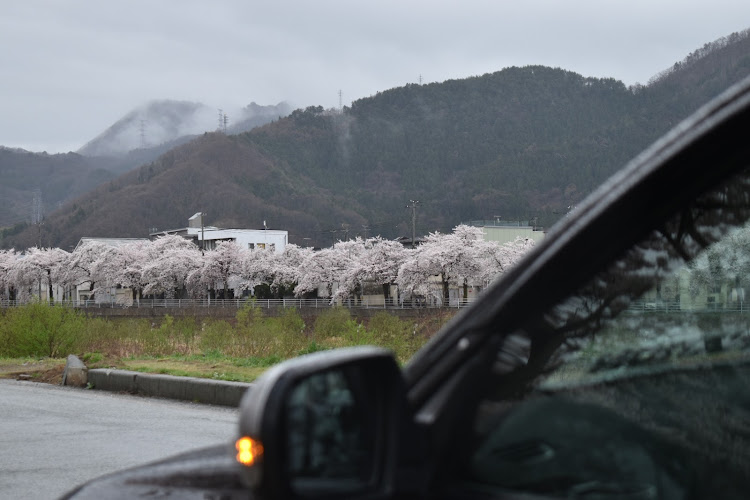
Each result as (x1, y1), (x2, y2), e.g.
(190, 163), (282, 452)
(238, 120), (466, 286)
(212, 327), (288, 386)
(0, 302), (85, 358)
(198, 320), (233, 354)
(236, 300), (264, 330)
(137, 315), (200, 356)
(366, 312), (417, 362)
(313, 307), (364, 342)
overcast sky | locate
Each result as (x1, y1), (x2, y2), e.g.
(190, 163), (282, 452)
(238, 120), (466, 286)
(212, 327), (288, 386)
(2, 1), (749, 154)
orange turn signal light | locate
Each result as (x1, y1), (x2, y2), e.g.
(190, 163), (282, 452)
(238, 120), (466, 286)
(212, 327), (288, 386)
(235, 436), (264, 466)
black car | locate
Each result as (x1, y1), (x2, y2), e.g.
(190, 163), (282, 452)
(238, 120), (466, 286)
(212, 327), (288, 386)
(63, 76), (750, 500)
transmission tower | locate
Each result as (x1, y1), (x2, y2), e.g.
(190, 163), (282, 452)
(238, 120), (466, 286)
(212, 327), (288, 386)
(406, 200), (420, 248)
(31, 189), (43, 224)
(218, 109), (228, 133)
(31, 188), (44, 248)
(338, 89), (343, 109)
(139, 119), (147, 148)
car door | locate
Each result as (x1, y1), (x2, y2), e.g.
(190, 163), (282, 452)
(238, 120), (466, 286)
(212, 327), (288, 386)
(404, 76), (750, 499)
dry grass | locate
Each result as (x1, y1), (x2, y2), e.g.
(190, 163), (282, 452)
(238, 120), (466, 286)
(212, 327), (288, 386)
(0, 357), (67, 384)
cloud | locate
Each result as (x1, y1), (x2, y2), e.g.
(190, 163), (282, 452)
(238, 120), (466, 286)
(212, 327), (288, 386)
(2, 0), (749, 152)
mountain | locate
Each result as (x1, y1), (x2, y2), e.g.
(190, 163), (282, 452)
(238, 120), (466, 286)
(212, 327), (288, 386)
(2, 29), (749, 251)
(0, 100), (292, 236)
(77, 100), (291, 157)
(228, 102), (293, 135)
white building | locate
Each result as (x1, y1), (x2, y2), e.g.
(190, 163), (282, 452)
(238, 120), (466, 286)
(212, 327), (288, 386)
(151, 213), (288, 254)
(467, 220), (546, 245)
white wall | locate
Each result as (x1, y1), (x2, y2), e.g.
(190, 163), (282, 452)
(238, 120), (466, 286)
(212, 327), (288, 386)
(189, 228), (288, 254)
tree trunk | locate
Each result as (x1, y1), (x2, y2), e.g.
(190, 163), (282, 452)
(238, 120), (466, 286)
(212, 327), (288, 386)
(382, 283), (390, 306)
(47, 269), (54, 302)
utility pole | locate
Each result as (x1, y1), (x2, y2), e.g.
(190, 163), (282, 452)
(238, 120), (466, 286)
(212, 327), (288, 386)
(32, 188), (43, 247)
(200, 212), (206, 255)
(406, 200), (420, 248)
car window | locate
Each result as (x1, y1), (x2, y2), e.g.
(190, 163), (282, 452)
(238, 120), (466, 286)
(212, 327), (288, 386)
(464, 168), (750, 499)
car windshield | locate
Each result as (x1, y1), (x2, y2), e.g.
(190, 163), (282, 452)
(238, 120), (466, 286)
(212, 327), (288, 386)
(466, 166), (750, 497)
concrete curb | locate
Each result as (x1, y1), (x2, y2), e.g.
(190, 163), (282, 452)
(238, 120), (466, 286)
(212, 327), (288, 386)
(87, 368), (252, 407)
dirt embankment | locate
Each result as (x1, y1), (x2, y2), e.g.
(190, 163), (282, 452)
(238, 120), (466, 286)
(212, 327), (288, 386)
(0, 360), (66, 385)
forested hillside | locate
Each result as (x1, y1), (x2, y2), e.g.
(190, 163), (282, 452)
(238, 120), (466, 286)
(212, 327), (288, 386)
(2, 29), (749, 250)
(245, 67), (646, 232)
(0, 148), (115, 231)
(0, 102), (290, 235)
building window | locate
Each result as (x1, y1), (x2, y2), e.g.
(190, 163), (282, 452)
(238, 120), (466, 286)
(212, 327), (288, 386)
(270, 243), (276, 251)
(257, 243), (266, 250)
(248, 243), (255, 250)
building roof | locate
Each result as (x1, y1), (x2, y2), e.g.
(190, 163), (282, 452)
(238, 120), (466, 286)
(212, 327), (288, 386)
(74, 237), (149, 251)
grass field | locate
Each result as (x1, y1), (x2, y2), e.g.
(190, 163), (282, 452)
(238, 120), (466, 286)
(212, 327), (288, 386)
(0, 302), (453, 384)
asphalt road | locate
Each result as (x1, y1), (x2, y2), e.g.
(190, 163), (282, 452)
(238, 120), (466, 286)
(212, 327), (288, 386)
(0, 379), (239, 500)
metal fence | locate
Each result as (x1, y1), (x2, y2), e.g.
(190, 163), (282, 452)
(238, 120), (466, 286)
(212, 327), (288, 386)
(3, 297), (748, 313)
(0, 297), (478, 310)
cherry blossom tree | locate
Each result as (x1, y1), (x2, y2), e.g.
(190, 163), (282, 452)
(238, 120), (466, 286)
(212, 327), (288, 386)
(295, 239), (365, 301)
(334, 237), (409, 304)
(397, 226), (486, 304)
(271, 244), (313, 294)
(112, 240), (151, 302)
(7, 247), (69, 301)
(234, 244), (280, 296)
(239, 243), (316, 298)
(142, 235), (202, 298)
(396, 226), (535, 305)
(63, 240), (114, 300)
(187, 240), (243, 299)
(476, 236), (536, 286)
(0, 225), (537, 307)
(0, 249), (18, 300)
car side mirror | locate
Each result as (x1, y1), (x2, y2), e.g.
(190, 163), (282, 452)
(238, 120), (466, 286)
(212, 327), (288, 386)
(236, 346), (408, 499)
